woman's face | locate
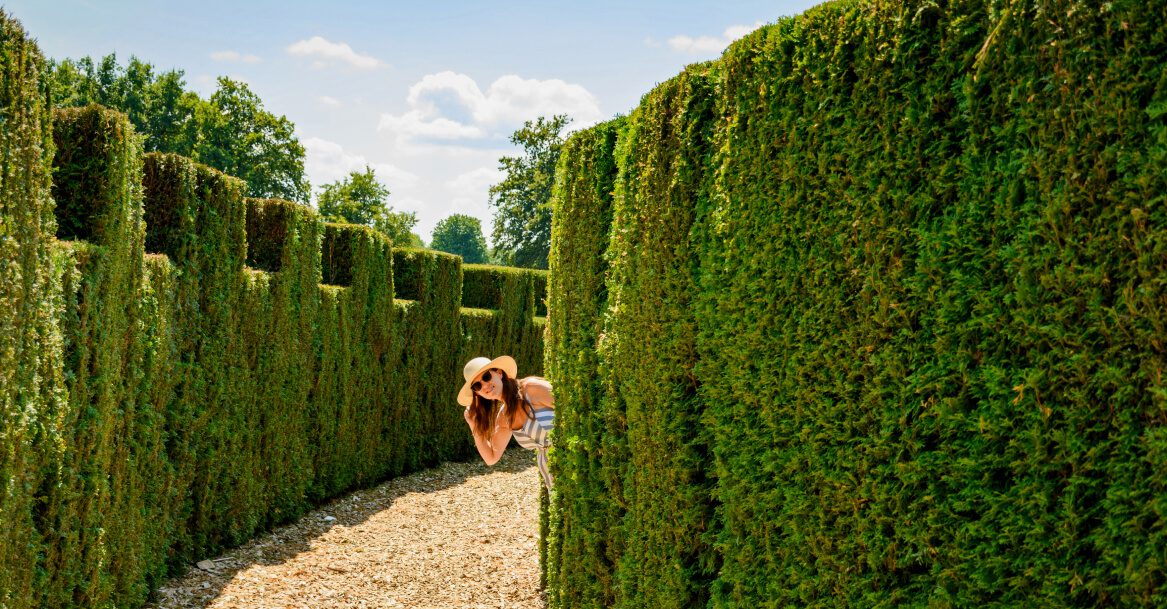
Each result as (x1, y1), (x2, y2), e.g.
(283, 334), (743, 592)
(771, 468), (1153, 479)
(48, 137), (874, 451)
(474, 368), (504, 401)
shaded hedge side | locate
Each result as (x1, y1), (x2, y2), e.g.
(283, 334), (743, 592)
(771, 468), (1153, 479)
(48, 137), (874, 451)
(391, 249), (467, 472)
(604, 65), (718, 609)
(460, 263), (546, 377)
(544, 117), (624, 609)
(41, 105), (157, 608)
(547, 0), (1167, 607)
(0, 13), (63, 607)
(312, 222), (395, 498)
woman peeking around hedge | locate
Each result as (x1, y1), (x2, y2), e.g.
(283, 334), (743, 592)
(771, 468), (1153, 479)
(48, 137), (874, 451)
(458, 355), (555, 491)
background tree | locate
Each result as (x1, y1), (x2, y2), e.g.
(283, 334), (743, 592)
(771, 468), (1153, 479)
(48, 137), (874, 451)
(47, 54), (309, 202)
(488, 114), (570, 269)
(316, 166), (420, 246)
(430, 214), (489, 264)
(196, 77), (310, 202)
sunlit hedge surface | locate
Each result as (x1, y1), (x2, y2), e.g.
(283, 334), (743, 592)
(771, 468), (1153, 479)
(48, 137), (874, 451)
(546, 0), (1167, 607)
(0, 12), (545, 605)
(544, 117), (625, 609)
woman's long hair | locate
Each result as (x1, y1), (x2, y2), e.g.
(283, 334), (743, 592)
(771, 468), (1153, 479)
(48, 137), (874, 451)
(468, 369), (533, 437)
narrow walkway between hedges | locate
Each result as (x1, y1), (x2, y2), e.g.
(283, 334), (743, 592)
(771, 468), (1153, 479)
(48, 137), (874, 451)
(144, 450), (544, 609)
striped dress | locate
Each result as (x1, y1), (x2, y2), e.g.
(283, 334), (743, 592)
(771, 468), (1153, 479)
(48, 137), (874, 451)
(505, 401), (555, 492)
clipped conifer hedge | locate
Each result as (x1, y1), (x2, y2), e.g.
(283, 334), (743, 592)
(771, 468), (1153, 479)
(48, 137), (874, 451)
(0, 12), (62, 608)
(42, 103), (162, 608)
(460, 263), (547, 377)
(546, 0), (1167, 607)
(603, 64), (718, 609)
(544, 116), (624, 609)
(0, 11), (550, 603)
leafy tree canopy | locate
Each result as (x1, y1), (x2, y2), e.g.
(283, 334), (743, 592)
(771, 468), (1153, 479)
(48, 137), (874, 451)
(316, 166), (419, 247)
(430, 214), (489, 264)
(488, 114), (570, 269)
(48, 54), (310, 202)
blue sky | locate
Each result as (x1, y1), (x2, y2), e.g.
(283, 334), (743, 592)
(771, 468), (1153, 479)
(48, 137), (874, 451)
(6, 0), (822, 242)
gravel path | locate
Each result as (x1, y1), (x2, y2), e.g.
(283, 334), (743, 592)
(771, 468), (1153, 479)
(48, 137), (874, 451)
(145, 450), (544, 609)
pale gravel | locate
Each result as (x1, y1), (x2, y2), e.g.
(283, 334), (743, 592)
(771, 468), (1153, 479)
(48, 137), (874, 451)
(144, 450), (544, 609)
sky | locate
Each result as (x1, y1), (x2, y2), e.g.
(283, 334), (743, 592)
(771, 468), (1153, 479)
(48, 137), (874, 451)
(5, 0), (822, 244)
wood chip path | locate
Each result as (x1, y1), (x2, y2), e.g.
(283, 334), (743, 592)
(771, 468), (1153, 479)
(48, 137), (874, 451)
(145, 450), (545, 609)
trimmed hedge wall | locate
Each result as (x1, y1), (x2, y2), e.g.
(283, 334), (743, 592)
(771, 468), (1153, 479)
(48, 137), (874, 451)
(604, 64), (718, 609)
(143, 150), (252, 565)
(391, 248), (467, 471)
(42, 104), (156, 607)
(544, 117), (624, 609)
(460, 263), (546, 377)
(0, 13), (65, 609)
(462, 262), (549, 317)
(547, 1), (1167, 608)
(0, 12), (547, 604)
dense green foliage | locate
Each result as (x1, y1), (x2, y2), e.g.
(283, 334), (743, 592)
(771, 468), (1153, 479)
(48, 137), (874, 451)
(543, 117), (624, 609)
(459, 263), (547, 378)
(316, 165), (419, 246)
(0, 20), (547, 603)
(431, 213), (489, 264)
(605, 65), (719, 609)
(41, 104), (159, 607)
(47, 54), (197, 154)
(48, 55), (310, 202)
(0, 13), (62, 609)
(489, 114), (571, 269)
(546, 1), (1167, 607)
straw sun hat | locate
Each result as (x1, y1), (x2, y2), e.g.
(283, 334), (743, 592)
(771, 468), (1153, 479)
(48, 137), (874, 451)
(457, 355), (517, 407)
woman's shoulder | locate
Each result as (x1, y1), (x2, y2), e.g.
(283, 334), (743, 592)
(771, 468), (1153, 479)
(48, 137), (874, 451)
(519, 376), (551, 389)
(519, 376), (554, 408)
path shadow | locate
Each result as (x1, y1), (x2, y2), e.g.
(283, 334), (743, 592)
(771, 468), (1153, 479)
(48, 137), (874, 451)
(143, 448), (537, 608)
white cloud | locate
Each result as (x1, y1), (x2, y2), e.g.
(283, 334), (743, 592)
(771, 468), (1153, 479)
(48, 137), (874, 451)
(449, 167), (504, 198)
(393, 196), (426, 210)
(377, 71), (602, 145)
(286, 36), (385, 70)
(302, 136), (418, 191)
(319, 95), (342, 107)
(370, 162), (420, 193)
(210, 50), (261, 63)
(378, 110), (485, 141)
(666, 21), (765, 54)
(481, 75), (602, 125)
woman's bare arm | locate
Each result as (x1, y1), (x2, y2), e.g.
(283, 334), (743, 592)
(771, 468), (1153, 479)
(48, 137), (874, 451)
(464, 407), (513, 465)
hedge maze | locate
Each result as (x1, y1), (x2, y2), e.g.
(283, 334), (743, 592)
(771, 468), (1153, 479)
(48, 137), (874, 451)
(545, 0), (1167, 607)
(0, 11), (546, 608)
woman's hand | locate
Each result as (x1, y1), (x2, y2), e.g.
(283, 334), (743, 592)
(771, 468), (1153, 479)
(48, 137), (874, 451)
(463, 408), (473, 426)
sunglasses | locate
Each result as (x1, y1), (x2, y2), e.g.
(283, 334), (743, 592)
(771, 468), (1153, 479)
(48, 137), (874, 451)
(471, 369), (500, 394)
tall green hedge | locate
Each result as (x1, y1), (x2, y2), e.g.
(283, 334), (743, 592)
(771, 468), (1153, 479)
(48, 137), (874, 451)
(241, 199), (320, 522)
(604, 64), (718, 609)
(460, 263), (546, 377)
(544, 116), (624, 609)
(0, 12), (60, 608)
(392, 247), (476, 471)
(143, 151), (251, 564)
(547, 0), (1167, 607)
(0, 18), (549, 602)
(41, 104), (160, 608)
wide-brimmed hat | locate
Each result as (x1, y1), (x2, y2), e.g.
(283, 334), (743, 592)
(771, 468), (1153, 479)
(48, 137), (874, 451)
(457, 355), (517, 407)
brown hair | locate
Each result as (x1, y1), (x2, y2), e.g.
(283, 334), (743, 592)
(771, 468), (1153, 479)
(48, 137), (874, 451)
(468, 369), (534, 437)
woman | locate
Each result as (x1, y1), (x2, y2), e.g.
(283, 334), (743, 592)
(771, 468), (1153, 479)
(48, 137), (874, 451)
(458, 355), (554, 491)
